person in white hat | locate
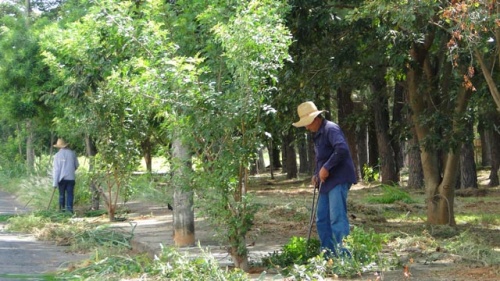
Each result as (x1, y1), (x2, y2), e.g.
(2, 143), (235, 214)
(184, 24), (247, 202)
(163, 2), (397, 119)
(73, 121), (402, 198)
(52, 138), (79, 213)
(293, 101), (357, 257)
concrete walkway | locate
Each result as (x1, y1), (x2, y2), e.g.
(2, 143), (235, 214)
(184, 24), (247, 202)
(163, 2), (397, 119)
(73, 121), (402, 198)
(0, 190), (88, 280)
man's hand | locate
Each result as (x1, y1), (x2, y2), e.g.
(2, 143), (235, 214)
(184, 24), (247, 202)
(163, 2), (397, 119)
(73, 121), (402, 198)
(319, 167), (329, 182)
(311, 176), (318, 188)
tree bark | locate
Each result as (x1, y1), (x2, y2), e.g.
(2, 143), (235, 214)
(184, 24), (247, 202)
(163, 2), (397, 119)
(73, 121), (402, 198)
(356, 122), (368, 180)
(337, 86), (360, 181)
(407, 31), (458, 225)
(25, 120), (35, 173)
(405, 83), (424, 189)
(477, 119), (490, 167)
(141, 137), (153, 173)
(487, 120), (500, 186)
(460, 118), (478, 189)
(371, 67), (399, 184)
(392, 82), (405, 172)
(283, 130), (297, 179)
(171, 137), (195, 246)
(297, 133), (309, 174)
(368, 121), (379, 168)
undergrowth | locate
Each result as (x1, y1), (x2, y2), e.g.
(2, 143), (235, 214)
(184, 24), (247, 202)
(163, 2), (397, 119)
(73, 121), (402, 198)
(262, 226), (393, 279)
(59, 245), (249, 281)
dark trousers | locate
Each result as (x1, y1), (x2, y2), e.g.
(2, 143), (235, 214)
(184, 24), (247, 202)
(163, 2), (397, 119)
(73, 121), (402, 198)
(58, 179), (75, 213)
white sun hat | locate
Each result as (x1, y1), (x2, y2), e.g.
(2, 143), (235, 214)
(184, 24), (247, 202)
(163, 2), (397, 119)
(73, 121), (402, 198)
(292, 101), (325, 127)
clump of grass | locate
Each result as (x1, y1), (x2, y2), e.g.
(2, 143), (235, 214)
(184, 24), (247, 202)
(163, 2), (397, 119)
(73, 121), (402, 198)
(366, 185), (416, 204)
(7, 213), (53, 233)
(0, 214), (15, 222)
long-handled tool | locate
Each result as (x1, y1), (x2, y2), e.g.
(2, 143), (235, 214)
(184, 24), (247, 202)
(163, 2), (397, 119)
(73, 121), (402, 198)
(47, 187), (56, 210)
(307, 181), (321, 243)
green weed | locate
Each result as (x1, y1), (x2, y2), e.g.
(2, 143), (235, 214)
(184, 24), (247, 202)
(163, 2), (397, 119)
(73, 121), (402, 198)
(262, 227), (390, 279)
(262, 236), (321, 268)
(366, 184), (416, 204)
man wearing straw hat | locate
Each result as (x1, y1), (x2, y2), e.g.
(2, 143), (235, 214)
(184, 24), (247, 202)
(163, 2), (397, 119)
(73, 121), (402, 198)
(293, 101), (357, 257)
(53, 138), (79, 213)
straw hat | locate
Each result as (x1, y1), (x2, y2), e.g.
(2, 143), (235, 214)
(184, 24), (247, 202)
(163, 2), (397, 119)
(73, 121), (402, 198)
(292, 101), (325, 127)
(53, 138), (69, 148)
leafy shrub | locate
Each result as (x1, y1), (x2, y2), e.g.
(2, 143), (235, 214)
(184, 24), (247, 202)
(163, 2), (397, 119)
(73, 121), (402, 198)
(262, 236), (321, 268)
(344, 226), (387, 264)
(362, 164), (379, 182)
(366, 184), (416, 204)
(263, 227), (389, 279)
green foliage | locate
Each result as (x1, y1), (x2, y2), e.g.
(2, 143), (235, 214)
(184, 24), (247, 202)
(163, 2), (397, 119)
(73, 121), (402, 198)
(7, 213), (53, 232)
(60, 245), (249, 281)
(262, 236), (320, 268)
(263, 227), (389, 279)
(344, 226), (387, 265)
(0, 214), (15, 222)
(362, 164), (380, 182)
(366, 184), (416, 204)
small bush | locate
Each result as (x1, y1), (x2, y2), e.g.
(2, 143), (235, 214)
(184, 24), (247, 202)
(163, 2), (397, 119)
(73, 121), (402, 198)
(263, 227), (390, 279)
(262, 236), (321, 268)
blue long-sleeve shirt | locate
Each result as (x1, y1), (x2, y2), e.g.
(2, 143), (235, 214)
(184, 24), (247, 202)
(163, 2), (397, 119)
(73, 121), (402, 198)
(313, 119), (357, 194)
(53, 148), (79, 187)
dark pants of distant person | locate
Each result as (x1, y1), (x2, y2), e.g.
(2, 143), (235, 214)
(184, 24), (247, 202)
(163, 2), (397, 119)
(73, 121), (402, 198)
(58, 179), (75, 213)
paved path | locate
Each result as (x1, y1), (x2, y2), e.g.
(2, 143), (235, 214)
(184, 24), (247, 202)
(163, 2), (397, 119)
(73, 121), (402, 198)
(0, 190), (87, 280)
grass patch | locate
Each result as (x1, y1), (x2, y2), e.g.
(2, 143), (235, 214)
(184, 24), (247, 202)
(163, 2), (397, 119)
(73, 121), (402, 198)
(366, 185), (416, 204)
(455, 213), (500, 226)
(0, 214), (15, 222)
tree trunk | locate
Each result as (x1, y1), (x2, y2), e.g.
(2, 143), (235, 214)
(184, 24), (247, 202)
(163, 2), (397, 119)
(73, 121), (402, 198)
(229, 239), (249, 271)
(267, 140), (274, 179)
(356, 123), (368, 180)
(392, 82), (405, 172)
(337, 86), (360, 181)
(297, 133), (309, 174)
(85, 135), (100, 210)
(368, 121), (379, 168)
(371, 68), (399, 184)
(271, 145), (281, 168)
(141, 137), (153, 173)
(171, 137), (195, 246)
(460, 119), (478, 189)
(477, 120), (490, 167)
(407, 32), (457, 225)
(405, 84), (424, 189)
(283, 131), (297, 179)
(488, 125), (500, 186)
(25, 120), (35, 173)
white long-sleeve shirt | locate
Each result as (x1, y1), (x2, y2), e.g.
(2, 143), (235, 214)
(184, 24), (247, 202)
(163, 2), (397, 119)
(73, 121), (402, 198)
(52, 148), (79, 187)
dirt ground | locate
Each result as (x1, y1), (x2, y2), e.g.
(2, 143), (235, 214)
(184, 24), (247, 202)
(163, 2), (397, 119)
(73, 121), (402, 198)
(120, 171), (499, 281)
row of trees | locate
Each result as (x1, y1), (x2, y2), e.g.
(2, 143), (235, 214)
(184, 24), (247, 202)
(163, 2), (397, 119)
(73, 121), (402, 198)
(1, 0), (500, 270)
